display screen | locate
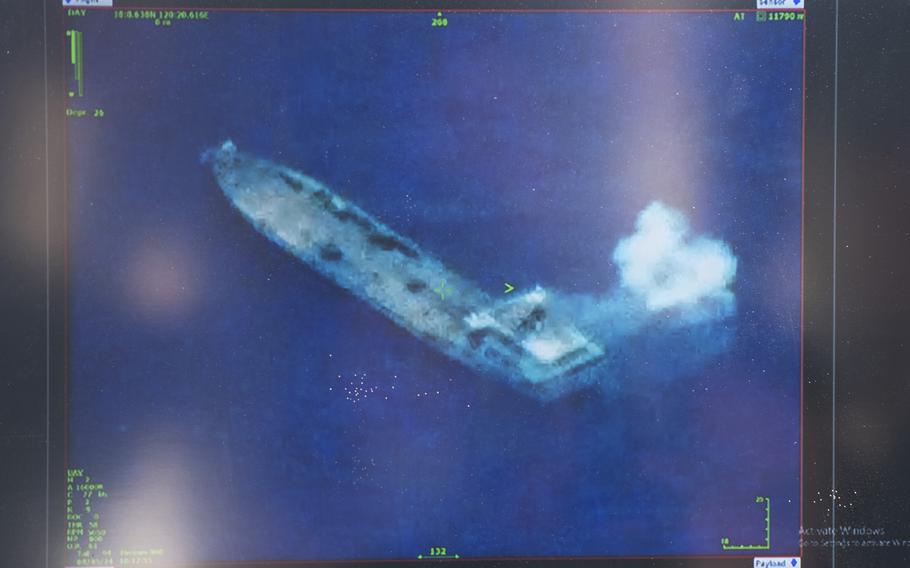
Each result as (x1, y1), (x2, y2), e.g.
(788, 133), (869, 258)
(61, 3), (805, 565)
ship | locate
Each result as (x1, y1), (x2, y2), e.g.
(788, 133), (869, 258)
(207, 141), (605, 400)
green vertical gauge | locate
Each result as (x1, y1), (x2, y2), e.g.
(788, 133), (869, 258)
(66, 29), (84, 97)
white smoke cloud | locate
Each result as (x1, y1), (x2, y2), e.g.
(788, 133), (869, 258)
(524, 201), (738, 398)
(612, 202), (737, 317)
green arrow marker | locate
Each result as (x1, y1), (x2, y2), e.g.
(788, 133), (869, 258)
(503, 282), (515, 294)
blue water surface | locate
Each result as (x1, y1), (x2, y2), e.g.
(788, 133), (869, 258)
(67, 11), (803, 561)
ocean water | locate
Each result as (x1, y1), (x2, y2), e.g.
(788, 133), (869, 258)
(67, 11), (803, 561)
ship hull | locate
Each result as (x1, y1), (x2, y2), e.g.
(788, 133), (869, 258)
(208, 141), (605, 400)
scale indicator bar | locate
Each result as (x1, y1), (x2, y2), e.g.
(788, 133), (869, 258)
(721, 496), (771, 551)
